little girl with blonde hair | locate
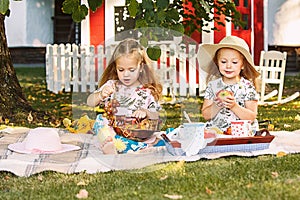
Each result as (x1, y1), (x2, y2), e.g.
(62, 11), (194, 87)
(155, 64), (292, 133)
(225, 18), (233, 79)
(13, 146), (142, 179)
(87, 38), (163, 153)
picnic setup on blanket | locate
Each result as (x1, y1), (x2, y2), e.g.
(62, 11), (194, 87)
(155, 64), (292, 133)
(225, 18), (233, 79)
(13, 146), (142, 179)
(1, 119), (300, 177)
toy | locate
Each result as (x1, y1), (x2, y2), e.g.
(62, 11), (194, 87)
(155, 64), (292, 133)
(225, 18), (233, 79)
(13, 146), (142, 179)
(64, 115), (95, 134)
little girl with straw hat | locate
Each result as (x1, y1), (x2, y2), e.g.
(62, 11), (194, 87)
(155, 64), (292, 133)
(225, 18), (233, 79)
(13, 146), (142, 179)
(198, 36), (260, 132)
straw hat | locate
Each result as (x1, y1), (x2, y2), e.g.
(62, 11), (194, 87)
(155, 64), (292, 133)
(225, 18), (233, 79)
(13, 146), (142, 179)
(198, 36), (257, 73)
(8, 127), (80, 154)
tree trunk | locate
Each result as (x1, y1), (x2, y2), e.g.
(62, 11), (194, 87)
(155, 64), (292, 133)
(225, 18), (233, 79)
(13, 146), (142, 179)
(0, 14), (36, 122)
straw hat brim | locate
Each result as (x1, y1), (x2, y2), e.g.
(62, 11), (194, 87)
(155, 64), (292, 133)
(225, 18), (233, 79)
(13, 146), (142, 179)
(7, 127), (80, 154)
(198, 40), (256, 73)
(8, 142), (80, 154)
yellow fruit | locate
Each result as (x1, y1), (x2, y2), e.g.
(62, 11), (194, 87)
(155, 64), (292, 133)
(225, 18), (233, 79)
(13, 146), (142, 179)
(216, 90), (233, 101)
(209, 127), (224, 135)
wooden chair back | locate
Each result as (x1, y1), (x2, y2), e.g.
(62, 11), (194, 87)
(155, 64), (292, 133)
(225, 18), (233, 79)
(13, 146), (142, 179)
(257, 50), (287, 103)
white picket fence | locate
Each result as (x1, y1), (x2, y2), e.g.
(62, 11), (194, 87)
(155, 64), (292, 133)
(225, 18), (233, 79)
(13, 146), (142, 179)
(45, 43), (207, 97)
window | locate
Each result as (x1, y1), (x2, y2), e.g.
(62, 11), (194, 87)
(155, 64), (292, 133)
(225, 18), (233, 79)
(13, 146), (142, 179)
(233, 14), (249, 30)
(234, 0), (239, 6)
(242, 14), (249, 30)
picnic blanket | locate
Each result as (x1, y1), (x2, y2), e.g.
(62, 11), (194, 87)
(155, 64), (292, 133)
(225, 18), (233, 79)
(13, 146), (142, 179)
(0, 127), (300, 177)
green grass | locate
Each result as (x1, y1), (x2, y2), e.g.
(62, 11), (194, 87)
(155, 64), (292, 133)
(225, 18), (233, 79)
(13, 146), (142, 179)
(1, 67), (300, 199)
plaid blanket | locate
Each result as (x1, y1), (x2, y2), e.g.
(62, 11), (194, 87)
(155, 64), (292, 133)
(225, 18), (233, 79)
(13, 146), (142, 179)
(1, 127), (300, 177)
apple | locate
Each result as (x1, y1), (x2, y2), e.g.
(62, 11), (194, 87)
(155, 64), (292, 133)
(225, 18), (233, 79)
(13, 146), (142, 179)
(216, 89), (233, 101)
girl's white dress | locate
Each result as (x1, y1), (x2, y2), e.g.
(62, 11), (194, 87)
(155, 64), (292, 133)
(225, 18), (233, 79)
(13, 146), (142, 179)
(204, 77), (259, 131)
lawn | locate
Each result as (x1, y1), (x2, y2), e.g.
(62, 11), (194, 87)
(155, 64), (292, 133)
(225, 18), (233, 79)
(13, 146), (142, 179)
(0, 67), (300, 199)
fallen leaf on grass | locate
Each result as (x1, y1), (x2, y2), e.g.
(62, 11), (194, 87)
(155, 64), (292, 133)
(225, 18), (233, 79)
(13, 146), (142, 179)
(61, 106), (72, 111)
(271, 171), (279, 178)
(284, 124), (291, 128)
(77, 181), (87, 186)
(50, 120), (61, 128)
(76, 189), (88, 199)
(160, 175), (168, 181)
(205, 187), (213, 195)
(174, 104), (182, 108)
(276, 151), (287, 157)
(268, 124), (274, 131)
(295, 115), (300, 121)
(37, 174), (43, 181)
(27, 112), (33, 123)
(163, 194), (183, 199)
(163, 160), (185, 174)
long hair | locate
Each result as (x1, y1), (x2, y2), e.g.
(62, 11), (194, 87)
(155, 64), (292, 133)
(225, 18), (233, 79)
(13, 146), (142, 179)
(98, 38), (162, 101)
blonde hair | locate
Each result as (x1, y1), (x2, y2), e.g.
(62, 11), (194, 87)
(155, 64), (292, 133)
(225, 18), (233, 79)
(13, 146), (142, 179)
(206, 47), (260, 89)
(98, 38), (162, 101)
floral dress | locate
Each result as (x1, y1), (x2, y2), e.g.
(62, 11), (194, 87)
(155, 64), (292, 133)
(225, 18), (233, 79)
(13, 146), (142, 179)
(94, 80), (162, 153)
(204, 77), (259, 131)
(102, 80), (160, 115)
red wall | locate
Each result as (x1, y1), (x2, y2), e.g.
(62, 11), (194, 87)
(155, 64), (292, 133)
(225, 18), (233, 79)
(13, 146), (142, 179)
(253, 0), (264, 65)
(89, 3), (105, 46)
(214, 14), (226, 43)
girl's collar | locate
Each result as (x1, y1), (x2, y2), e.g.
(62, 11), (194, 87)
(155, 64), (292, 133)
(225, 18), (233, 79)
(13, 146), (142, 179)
(221, 77), (244, 87)
(116, 80), (143, 89)
(221, 76), (243, 86)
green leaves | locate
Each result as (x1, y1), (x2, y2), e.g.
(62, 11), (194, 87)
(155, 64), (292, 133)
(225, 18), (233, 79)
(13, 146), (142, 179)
(88, 0), (103, 12)
(172, 24), (185, 36)
(62, 0), (101, 22)
(128, 0), (139, 17)
(59, 0), (243, 61)
(146, 46), (161, 61)
(62, 0), (78, 14)
(62, 0), (87, 22)
(61, 0), (242, 37)
(126, 0), (183, 60)
(0, 0), (9, 15)
(157, 0), (169, 10)
(72, 5), (88, 22)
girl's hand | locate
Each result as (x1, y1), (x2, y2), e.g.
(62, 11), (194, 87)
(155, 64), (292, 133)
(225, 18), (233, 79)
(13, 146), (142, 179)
(132, 109), (148, 119)
(222, 96), (237, 109)
(213, 97), (224, 108)
(101, 85), (115, 99)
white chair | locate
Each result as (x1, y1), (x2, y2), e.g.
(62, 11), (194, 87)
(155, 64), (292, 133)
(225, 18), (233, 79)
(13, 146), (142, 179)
(256, 50), (299, 105)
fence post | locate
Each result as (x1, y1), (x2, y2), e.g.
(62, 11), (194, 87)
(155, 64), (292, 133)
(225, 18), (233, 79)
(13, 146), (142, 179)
(178, 44), (187, 97)
(64, 43), (72, 92)
(89, 45), (96, 92)
(159, 44), (168, 96)
(188, 44), (197, 96)
(169, 43), (177, 98)
(80, 45), (87, 92)
(46, 44), (55, 92)
(72, 44), (79, 92)
(97, 45), (104, 87)
(54, 44), (64, 93)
